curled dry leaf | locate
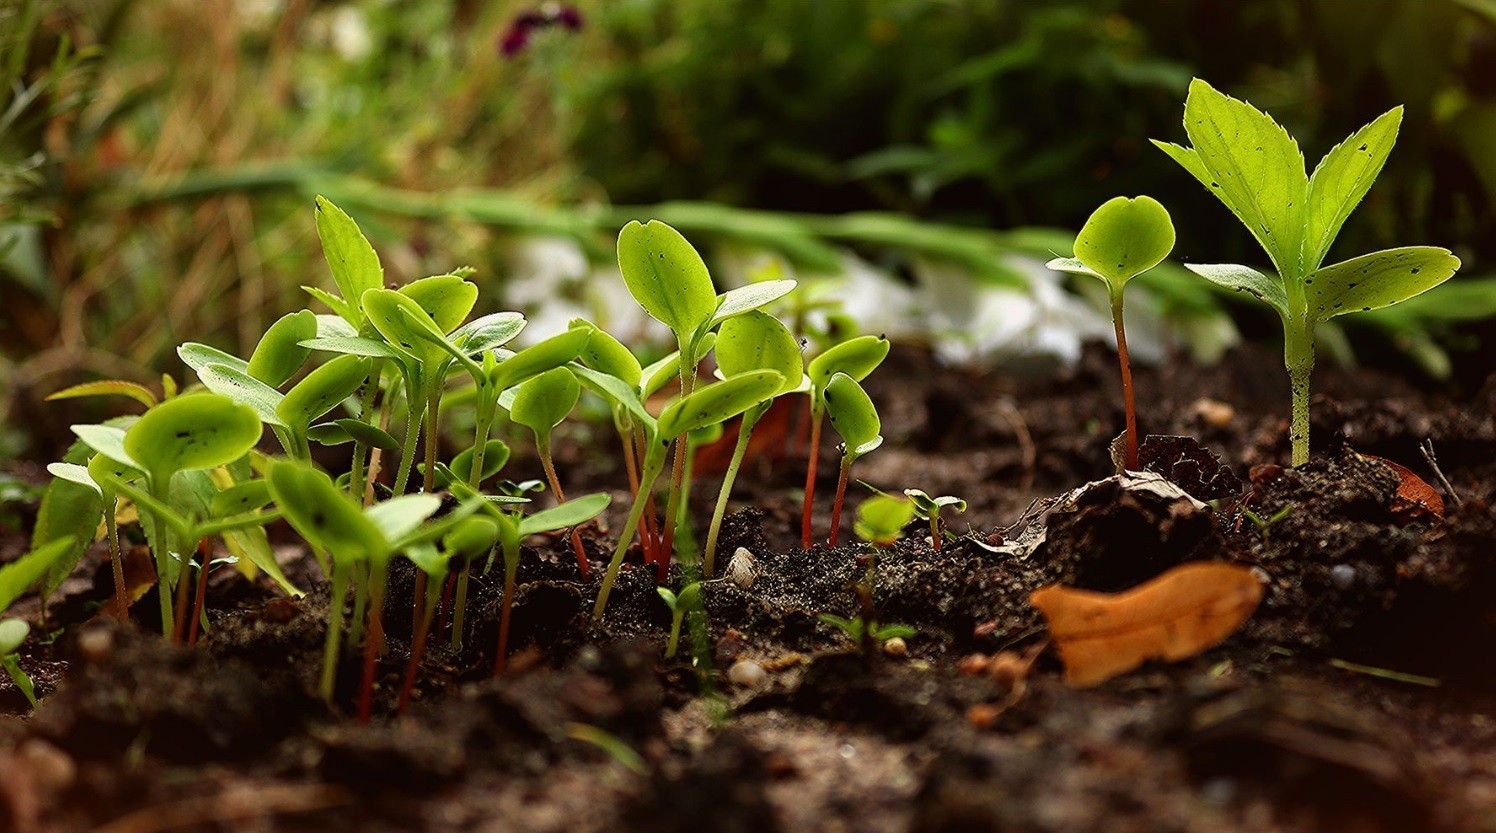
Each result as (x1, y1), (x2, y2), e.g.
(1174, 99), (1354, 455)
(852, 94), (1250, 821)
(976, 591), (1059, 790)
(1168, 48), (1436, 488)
(1358, 453), (1444, 523)
(1030, 562), (1263, 687)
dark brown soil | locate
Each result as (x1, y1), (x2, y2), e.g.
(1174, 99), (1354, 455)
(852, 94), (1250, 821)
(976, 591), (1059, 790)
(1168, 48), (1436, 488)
(3, 343), (1495, 833)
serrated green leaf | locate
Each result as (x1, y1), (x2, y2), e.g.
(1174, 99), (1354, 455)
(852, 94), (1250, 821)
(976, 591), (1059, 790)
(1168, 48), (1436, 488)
(277, 355), (369, 430)
(302, 286), (358, 325)
(824, 373), (882, 458)
(247, 310), (317, 386)
(510, 367), (580, 435)
(658, 370), (783, 439)
(1303, 107), (1403, 272)
(314, 196), (383, 326)
(716, 310), (803, 396)
(1185, 263), (1290, 318)
(1307, 246), (1461, 321)
(124, 394), (263, 482)
(617, 220), (718, 339)
(519, 492), (611, 535)
(1169, 79), (1309, 278)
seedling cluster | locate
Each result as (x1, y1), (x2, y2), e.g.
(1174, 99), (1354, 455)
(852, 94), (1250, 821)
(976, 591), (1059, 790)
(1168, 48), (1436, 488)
(3, 78), (1457, 716)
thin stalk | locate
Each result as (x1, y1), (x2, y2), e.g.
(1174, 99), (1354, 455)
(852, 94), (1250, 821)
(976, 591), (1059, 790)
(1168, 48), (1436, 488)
(450, 559), (474, 651)
(391, 383), (425, 496)
(147, 488), (174, 637)
(929, 516), (942, 552)
(319, 558), (350, 702)
(171, 538), (205, 644)
(104, 502), (127, 618)
(537, 439), (591, 579)
(347, 561), (369, 648)
(634, 426), (661, 565)
(187, 543), (213, 645)
(664, 610), (685, 659)
(348, 360), (385, 501)
(357, 562), (389, 723)
(449, 392), (500, 651)
(659, 367), (697, 559)
(828, 456), (853, 547)
(594, 448), (667, 620)
(1285, 318), (1316, 467)
(1110, 291), (1138, 472)
(704, 410), (759, 577)
(364, 392), (396, 506)
(800, 404), (824, 548)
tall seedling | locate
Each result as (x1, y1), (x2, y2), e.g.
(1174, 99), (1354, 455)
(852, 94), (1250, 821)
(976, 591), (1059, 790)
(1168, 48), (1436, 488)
(822, 373), (883, 546)
(1154, 79), (1460, 465)
(1046, 196), (1175, 470)
(801, 335), (890, 547)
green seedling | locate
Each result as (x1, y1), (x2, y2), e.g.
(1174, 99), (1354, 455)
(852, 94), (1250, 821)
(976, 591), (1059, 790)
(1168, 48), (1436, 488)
(801, 335), (890, 547)
(822, 373), (883, 547)
(509, 366), (592, 577)
(267, 460), (469, 718)
(821, 494), (918, 659)
(1154, 79), (1460, 465)
(902, 489), (967, 551)
(591, 370), (786, 620)
(819, 614), (916, 648)
(47, 453), (137, 617)
(0, 537), (76, 615)
(75, 393), (264, 636)
(0, 619), (36, 707)
(702, 310), (806, 576)
(616, 220), (795, 559)
(656, 582), (702, 660)
(1046, 196), (1175, 470)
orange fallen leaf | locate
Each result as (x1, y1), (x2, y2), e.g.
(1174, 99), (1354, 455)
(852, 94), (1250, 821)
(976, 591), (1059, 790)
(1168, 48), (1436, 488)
(1359, 454), (1444, 523)
(1030, 562), (1263, 687)
(99, 546), (157, 619)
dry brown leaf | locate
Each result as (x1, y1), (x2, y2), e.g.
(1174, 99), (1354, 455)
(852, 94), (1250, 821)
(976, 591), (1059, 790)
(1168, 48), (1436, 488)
(1359, 453), (1444, 523)
(99, 546), (157, 619)
(1030, 562), (1263, 687)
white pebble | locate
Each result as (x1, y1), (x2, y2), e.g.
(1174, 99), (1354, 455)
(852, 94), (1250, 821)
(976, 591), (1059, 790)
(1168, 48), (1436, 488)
(882, 637), (908, 658)
(726, 547), (758, 590)
(727, 659), (767, 689)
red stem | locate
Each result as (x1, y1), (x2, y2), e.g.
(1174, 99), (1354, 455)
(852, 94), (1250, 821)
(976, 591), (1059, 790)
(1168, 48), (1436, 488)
(828, 458), (851, 547)
(358, 586), (386, 723)
(493, 569), (515, 676)
(436, 570), (457, 638)
(411, 572), (427, 636)
(801, 405), (824, 548)
(187, 544), (212, 646)
(541, 447), (590, 578)
(397, 604), (435, 714)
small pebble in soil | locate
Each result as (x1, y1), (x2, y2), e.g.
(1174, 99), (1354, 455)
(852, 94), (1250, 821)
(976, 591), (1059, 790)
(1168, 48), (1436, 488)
(1330, 564), (1357, 589)
(76, 626), (114, 664)
(726, 547), (757, 589)
(727, 659), (767, 689)
(882, 637), (908, 657)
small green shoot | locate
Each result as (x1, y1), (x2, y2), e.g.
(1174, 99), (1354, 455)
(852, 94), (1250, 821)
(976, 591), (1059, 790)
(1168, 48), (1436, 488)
(902, 489), (967, 551)
(1154, 79), (1460, 465)
(801, 335), (890, 547)
(656, 582), (702, 660)
(0, 619), (36, 707)
(823, 373), (883, 547)
(1046, 195), (1175, 470)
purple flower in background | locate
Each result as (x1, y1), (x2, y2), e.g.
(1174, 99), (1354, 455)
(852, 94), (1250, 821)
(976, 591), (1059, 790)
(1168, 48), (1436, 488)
(499, 3), (583, 58)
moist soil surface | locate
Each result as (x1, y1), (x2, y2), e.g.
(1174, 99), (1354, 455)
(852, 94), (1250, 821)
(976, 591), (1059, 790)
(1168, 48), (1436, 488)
(3, 343), (1495, 833)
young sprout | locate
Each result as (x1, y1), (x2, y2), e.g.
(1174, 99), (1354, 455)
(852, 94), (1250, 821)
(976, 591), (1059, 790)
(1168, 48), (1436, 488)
(616, 220), (795, 558)
(509, 366), (592, 577)
(702, 310), (805, 576)
(801, 335), (891, 548)
(0, 620), (35, 707)
(591, 370), (785, 620)
(821, 494), (918, 658)
(1154, 79), (1460, 465)
(822, 373), (883, 547)
(75, 393), (264, 636)
(46, 453), (137, 617)
(1046, 196), (1175, 471)
(902, 489), (967, 552)
(656, 582), (702, 660)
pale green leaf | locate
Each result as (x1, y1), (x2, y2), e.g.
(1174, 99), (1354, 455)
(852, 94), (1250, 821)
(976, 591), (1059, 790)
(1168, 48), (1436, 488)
(657, 370), (782, 439)
(195, 364), (289, 427)
(1185, 263), (1290, 318)
(709, 279), (798, 327)
(519, 492), (611, 535)
(314, 196), (383, 325)
(0, 538), (75, 612)
(807, 335), (890, 396)
(178, 342), (249, 375)
(247, 310), (317, 386)
(824, 373), (882, 458)
(1308, 246), (1461, 321)
(46, 380), (157, 409)
(1303, 107), (1403, 271)
(617, 219), (718, 339)
(715, 310), (803, 396)
(509, 367), (580, 435)
(455, 312), (526, 354)
(1069, 195), (1175, 286)
(364, 494), (443, 544)
(124, 393), (263, 481)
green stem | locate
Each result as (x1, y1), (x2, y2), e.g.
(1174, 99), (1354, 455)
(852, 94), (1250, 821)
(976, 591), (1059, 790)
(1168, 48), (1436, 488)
(660, 367), (696, 559)
(664, 610), (685, 659)
(104, 501), (127, 618)
(1, 656), (35, 707)
(422, 388), (442, 494)
(450, 559), (474, 651)
(391, 387), (424, 496)
(147, 483), (174, 637)
(1285, 317), (1316, 467)
(347, 561), (369, 648)
(594, 446), (668, 620)
(349, 359), (385, 501)
(319, 557), (350, 702)
(703, 409), (759, 577)
(1110, 290), (1138, 472)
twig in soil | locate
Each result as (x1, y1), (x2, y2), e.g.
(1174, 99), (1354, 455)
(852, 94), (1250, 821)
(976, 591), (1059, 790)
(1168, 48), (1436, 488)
(1418, 439), (1463, 507)
(91, 784), (352, 833)
(1328, 658), (1440, 688)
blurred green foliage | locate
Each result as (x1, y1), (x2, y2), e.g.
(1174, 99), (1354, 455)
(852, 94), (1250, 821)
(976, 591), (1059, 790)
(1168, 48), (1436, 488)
(1, 0), (1493, 460)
